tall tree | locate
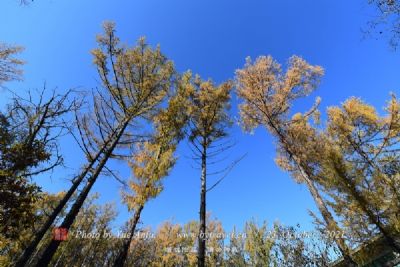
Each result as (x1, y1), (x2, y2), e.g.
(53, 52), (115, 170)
(113, 75), (190, 267)
(113, 140), (176, 267)
(319, 96), (400, 252)
(185, 73), (233, 267)
(235, 55), (358, 266)
(34, 22), (175, 266)
(16, 21), (175, 267)
(279, 95), (400, 262)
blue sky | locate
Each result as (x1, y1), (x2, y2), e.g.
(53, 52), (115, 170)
(1, 0), (399, 234)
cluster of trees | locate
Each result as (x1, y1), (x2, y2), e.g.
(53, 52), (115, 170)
(236, 56), (400, 266)
(1, 192), (339, 267)
(0, 21), (399, 267)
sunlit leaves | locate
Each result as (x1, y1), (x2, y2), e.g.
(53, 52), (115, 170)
(236, 55), (323, 132)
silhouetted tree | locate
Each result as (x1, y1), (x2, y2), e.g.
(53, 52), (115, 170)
(0, 88), (73, 239)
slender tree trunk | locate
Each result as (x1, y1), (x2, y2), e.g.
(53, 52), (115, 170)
(14, 139), (109, 267)
(113, 204), (144, 267)
(267, 121), (357, 266)
(34, 120), (130, 267)
(301, 173), (357, 266)
(113, 146), (164, 266)
(198, 143), (207, 267)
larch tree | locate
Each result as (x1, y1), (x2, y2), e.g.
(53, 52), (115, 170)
(185, 73), (233, 267)
(113, 74), (190, 267)
(318, 96), (400, 252)
(280, 95), (400, 262)
(235, 55), (358, 266)
(17, 21), (175, 267)
(114, 136), (176, 266)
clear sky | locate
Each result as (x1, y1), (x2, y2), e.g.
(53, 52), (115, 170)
(1, 0), (399, 234)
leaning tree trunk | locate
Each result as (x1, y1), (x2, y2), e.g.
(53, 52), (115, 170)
(113, 145), (165, 267)
(14, 132), (114, 267)
(301, 172), (357, 266)
(112, 204), (144, 267)
(198, 143), (207, 267)
(269, 122), (357, 266)
(34, 120), (130, 267)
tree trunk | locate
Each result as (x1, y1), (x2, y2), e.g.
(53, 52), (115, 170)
(14, 139), (109, 267)
(34, 120), (130, 267)
(267, 121), (357, 266)
(113, 145), (164, 266)
(301, 172), (357, 266)
(112, 204), (144, 267)
(198, 144), (207, 267)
